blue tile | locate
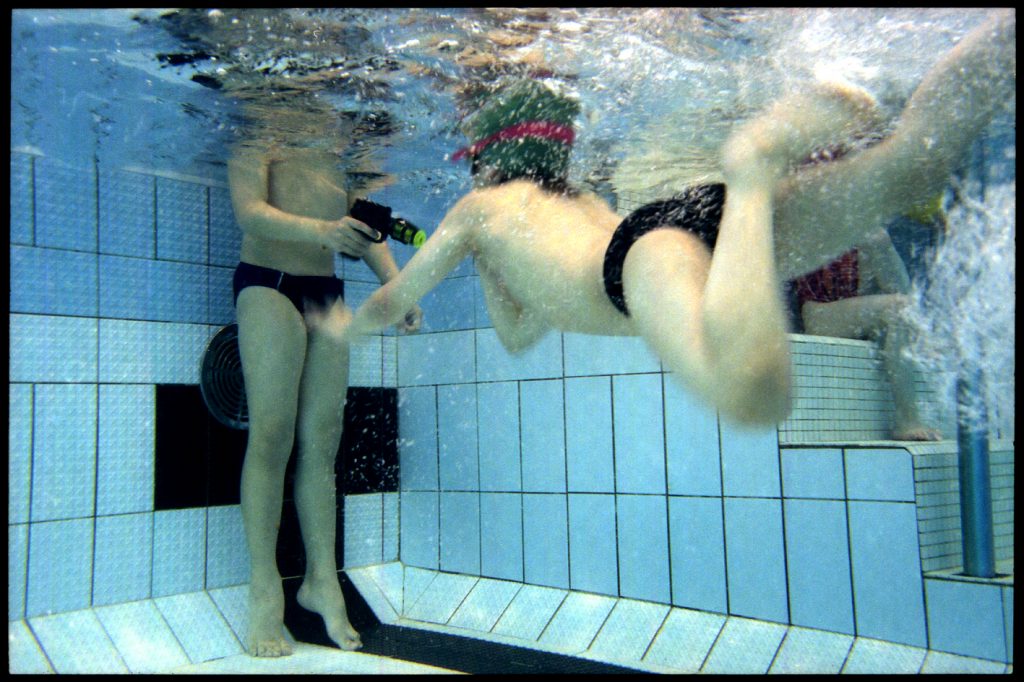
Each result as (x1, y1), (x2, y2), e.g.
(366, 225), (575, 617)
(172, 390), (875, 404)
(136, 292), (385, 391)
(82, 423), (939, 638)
(156, 177), (208, 263)
(99, 169), (154, 258)
(9, 384), (33, 525)
(617, 494), (671, 603)
(480, 493), (523, 581)
(520, 380), (567, 493)
(720, 422), (780, 498)
(669, 496), (727, 613)
(437, 385), (479, 491)
(93, 513), (153, 605)
(925, 578), (1007, 662)
(10, 314), (98, 383)
(10, 153), (34, 244)
(400, 491), (439, 570)
(97, 385), (155, 515)
(723, 498), (788, 623)
(35, 158), (97, 252)
(152, 509), (206, 598)
(782, 448), (845, 499)
(565, 377), (615, 493)
(383, 493), (399, 561)
(845, 448), (915, 502)
(208, 186), (240, 267)
(10, 246), (98, 316)
(208, 266), (235, 325)
(477, 382), (521, 491)
(665, 378), (721, 496)
(523, 494), (568, 588)
(26, 519), (94, 616)
(612, 374), (666, 494)
(31, 384), (97, 522)
(419, 277), (476, 332)
(397, 331), (475, 386)
(1004, 586), (1013, 662)
(9, 524), (28, 619)
(563, 333), (660, 376)
(567, 494), (618, 596)
(206, 506), (249, 589)
(398, 386), (438, 491)
(848, 501), (927, 647)
(98, 320), (210, 384)
(99, 257), (208, 323)
(783, 499), (854, 634)
(440, 492), (481, 575)
(476, 328), (563, 381)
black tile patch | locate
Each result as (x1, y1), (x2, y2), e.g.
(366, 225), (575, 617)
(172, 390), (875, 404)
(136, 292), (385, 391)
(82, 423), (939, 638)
(339, 387), (399, 495)
(154, 384), (398, 511)
(154, 384), (219, 510)
(282, 572), (648, 675)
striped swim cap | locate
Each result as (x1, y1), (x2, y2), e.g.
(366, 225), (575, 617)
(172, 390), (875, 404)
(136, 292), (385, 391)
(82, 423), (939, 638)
(454, 79), (580, 182)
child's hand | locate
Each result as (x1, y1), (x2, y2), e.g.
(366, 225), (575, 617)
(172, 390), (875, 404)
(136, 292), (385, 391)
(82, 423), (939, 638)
(305, 300), (354, 343)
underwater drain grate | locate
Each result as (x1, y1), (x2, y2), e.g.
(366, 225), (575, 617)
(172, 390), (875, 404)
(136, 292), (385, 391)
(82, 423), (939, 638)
(200, 323), (249, 430)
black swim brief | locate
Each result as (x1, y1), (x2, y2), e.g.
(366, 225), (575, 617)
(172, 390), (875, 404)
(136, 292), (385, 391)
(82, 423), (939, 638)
(232, 262), (345, 315)
(602, 183), (726, 316)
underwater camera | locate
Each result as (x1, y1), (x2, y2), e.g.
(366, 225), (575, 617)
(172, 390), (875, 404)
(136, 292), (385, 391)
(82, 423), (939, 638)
(349, 198), (427, 248)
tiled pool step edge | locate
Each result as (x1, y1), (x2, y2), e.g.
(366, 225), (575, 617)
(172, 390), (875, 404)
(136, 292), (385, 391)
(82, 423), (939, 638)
(347, 562), (1012, 674)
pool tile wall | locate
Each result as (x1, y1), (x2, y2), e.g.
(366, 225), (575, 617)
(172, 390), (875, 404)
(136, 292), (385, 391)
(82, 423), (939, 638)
(394, 324), (1014, 661)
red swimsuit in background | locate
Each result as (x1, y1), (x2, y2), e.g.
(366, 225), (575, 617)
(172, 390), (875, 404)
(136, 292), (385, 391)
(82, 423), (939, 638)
(792, 249), (860, 306)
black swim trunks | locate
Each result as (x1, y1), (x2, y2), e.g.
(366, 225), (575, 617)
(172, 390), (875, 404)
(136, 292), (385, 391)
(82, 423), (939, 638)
(602, 183), (726, 316)
(232, 262), (345, 315)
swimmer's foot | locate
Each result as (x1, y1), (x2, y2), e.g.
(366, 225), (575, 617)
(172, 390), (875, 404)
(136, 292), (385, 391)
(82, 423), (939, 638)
(722, 81), (883, 182)
(893, 423), (944, 441)
(248, 579), (293, 658)
(296, 574), (362, 651)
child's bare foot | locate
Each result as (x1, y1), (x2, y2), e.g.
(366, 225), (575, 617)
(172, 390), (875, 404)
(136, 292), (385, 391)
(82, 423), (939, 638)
(722, 80), (882, 182)
(248, 579), (293, 657)
(297, 574), (362, 651)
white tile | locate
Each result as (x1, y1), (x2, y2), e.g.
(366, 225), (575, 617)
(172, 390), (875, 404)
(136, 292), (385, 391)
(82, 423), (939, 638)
(346, 565), (400, 624)
(492, 584), (567, 641)
(769, 626), (853, 674)
(404, 571), (478, 624)
(701, 617), (787, 674)
(207, 584), (253, 647)
(587, 598), (669, 664)
(538, 591), (616, 654)
(920, 651), (1007, 674)
(93, 600), (190, 673)
(449, 577), (522, 632)
(643, 607), (725, 673)
(841, 637), (926, 674)
(29, 609), (128, 674)
(8, 620), (53, 674)
(154, 590), (244, 663)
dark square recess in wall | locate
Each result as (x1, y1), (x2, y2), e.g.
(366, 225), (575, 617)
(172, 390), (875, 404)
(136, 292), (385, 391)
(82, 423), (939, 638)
(155, 385), (398, 511)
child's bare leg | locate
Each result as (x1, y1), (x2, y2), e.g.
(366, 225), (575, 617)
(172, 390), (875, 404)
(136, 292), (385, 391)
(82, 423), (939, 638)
(293, 304), (362, 650)
(775, 10), (1016, 279)
(237, 288), (306, 657)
